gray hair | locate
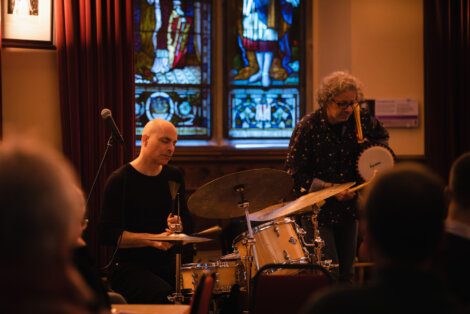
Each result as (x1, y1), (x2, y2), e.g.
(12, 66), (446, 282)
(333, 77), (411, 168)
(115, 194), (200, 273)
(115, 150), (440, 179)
(0, 141), (81, 265)
(316, 71), (365, 108)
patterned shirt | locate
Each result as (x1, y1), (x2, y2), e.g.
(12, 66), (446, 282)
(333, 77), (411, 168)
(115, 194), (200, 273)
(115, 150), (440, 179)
(285, 107), (389, 226)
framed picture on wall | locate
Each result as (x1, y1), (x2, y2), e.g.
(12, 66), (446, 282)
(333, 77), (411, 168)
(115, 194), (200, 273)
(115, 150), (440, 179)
(1, 0), (54, 49)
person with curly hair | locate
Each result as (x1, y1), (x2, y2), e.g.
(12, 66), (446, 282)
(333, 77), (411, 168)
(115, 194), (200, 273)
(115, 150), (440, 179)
(285, 71), (389, 282)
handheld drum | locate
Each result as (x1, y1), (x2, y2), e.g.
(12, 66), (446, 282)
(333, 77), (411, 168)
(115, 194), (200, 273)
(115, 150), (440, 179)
(354, 104), (395, 182)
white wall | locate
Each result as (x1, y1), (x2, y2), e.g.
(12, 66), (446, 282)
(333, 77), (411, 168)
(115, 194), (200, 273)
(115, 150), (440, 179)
(1, 48), (61, 150)
(313, 0), (424, 156)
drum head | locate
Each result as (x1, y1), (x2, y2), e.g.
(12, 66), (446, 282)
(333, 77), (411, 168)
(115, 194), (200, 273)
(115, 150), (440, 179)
(357, 145), (395, 181)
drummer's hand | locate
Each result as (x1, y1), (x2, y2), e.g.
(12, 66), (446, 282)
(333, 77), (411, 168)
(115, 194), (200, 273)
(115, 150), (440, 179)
(335, 189), (356, 201)
(152, 241), (173, 251)
(167, 213), (183, 232)
(150, 231), (173, 251)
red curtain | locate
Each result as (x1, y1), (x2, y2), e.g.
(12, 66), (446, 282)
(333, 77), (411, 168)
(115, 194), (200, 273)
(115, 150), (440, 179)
(424, 0), (470, 179)
(0, 21), (3, 139)
(56, 0), (135, 266)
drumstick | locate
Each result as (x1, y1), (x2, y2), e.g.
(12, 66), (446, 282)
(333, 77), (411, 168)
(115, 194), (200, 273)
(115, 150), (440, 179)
(353, 104), (364, 143)
(349, 170), (378, 193)
(349, 180), (372, 193)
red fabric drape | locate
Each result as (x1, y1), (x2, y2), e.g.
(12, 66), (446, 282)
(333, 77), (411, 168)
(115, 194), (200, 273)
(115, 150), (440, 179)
(424, 0), (470, 179)
(56, 0), (135, 266)
(0, 17), (3, 139)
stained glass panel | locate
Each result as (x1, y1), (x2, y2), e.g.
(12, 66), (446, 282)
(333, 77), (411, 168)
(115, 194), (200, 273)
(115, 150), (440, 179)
(225, 0), (303, 139)
(134, 0), (212, 143)
(228, 88), (299, 138)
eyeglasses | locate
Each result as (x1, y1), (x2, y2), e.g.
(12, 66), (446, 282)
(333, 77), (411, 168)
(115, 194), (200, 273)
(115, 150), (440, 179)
(332, 100), (358, 108)
(81, 218), (89, 229)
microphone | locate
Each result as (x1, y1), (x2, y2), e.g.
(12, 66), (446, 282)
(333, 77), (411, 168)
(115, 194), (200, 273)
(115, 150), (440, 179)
(101, 108), (124, 144)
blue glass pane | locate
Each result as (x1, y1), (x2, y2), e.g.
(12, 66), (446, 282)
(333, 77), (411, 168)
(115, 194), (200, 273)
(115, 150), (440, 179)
(134, 0), (212, 142)
(136, 86), (210, 140)
(228, 0), (301, 88)
(228, 88), (299, 138)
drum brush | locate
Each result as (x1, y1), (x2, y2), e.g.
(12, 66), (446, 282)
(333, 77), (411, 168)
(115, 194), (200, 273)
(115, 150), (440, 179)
(168, 181), (180, 201)
(168, 181), (183, 232)
(168, 180), (181, 215)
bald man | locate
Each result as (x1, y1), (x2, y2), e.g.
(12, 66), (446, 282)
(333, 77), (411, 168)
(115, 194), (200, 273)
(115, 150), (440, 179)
(99, 119), (193, 304)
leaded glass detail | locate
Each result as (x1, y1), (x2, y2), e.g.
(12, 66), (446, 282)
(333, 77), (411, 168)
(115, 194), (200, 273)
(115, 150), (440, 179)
(135, 87), (210, 141)
(134, 0), (212, 142)
(225, 0), (303, 139)
(228, 88), (299, 138)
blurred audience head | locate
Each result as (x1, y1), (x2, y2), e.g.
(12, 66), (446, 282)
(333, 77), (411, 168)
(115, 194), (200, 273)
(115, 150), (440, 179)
(448, 151), (470, 210)
(0, 140), (83, 266)
(362, 163), (446, 265)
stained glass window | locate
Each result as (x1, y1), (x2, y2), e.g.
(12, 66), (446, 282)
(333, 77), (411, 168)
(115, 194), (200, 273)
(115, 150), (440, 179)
(134, 0), (212, 144)
(225, 0), (303, 139)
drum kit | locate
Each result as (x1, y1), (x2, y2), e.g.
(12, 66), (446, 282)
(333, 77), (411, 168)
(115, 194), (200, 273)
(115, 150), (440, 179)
(144, 103), (396, 304)
(149, 168), (362, 303)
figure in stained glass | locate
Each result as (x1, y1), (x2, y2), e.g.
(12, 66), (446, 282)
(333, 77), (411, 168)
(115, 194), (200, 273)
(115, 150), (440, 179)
(134, 0), (212, 141)
(233, 0), (300, 87)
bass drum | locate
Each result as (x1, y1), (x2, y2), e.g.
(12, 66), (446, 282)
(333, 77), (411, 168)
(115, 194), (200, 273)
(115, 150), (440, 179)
(356, 143), (395, 181)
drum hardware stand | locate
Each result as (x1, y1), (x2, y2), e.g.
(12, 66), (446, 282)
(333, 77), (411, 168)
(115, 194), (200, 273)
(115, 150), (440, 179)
(310, 205), (326, 265)
(168, 242), (186, 304)
(234, 184), (259, 297)
(297, 203), (327, 266)
(168, 193), (186, 304)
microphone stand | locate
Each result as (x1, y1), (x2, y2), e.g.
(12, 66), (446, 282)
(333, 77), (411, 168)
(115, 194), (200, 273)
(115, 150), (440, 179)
(85, 135), (114, 217)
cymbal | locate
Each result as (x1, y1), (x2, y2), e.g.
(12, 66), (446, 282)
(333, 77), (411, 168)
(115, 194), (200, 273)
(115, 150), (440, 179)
(250, 182), (355, 221)
(191, 225), (222, 237)
(188, 168), (293, 219)
(144, 233), (212, 244)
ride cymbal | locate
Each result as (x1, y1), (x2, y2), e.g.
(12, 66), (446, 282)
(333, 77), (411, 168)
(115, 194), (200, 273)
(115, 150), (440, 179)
(188, 168), (293, 219)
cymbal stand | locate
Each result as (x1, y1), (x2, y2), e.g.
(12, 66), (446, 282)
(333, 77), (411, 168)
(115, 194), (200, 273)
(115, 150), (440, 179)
(310, 205), (325, 265)
(168, 194), (185, 304)
(234, 185), (259, 297)
(298, 204), (326, 265)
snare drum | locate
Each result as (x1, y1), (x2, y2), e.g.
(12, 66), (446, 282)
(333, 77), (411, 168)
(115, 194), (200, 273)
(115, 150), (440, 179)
(181, 259), (244, 294)
(233, 217), (309, 277)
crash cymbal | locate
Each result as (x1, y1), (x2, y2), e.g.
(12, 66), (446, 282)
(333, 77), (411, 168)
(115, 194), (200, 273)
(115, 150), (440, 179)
(248, 202), (287, 221)
(250, 182), (355, 221)
(188, 168), (293, 219)
(144, 233), (212, 244)
(191, 225), (222, 237)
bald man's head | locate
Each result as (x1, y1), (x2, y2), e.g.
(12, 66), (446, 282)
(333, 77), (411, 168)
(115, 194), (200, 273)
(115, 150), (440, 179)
(140, 119), (178, 165)
(142, 118), (176, 138)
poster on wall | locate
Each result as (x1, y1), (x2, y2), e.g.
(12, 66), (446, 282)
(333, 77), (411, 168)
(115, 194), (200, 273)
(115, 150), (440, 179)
(1, 0), (54, 49)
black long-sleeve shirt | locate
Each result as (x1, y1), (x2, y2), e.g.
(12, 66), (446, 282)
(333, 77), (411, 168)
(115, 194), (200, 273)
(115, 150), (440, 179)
(98, 164), (193, 272)
(285, 107), (389, 226)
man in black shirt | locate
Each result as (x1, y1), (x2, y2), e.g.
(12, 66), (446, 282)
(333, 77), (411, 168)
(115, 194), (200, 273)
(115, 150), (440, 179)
(99, 118), (192, 304)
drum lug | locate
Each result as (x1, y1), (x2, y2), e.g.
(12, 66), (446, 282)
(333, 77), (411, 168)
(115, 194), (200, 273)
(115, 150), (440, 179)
(283, 250), (290, 260)
(273, 226), (280, 237)
(192, 271), (198, 289)
(297, 227), (306, 236)
(289, 236), (297, 245)
(214, 272), (220, 287)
